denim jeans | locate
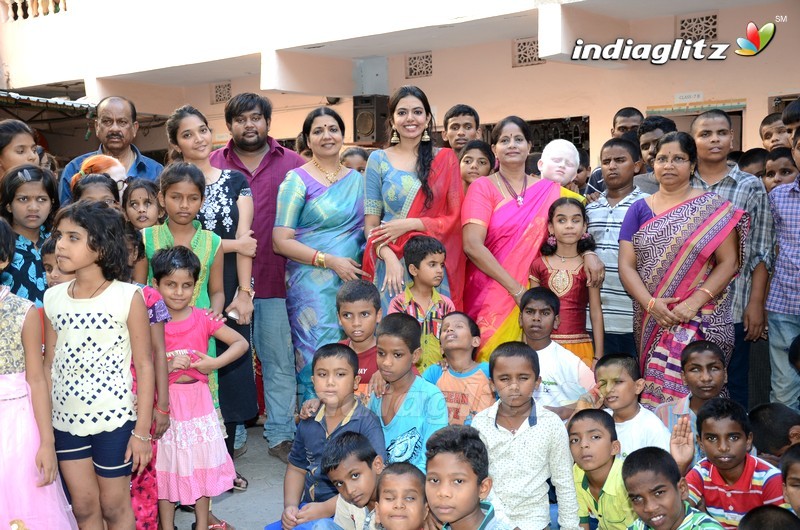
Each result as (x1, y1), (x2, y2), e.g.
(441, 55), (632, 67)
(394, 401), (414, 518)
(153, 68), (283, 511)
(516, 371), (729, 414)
(767, 311), (800, 410)
(254, 297), (296, 446)
(727, 322), (751, 409)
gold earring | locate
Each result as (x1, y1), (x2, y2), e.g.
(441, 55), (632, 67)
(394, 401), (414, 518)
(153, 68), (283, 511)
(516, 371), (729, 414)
(421, 129), (431, 142)
(390, 128), (400, 144)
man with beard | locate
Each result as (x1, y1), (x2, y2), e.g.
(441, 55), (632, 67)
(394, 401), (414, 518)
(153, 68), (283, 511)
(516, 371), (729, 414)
(210, 92), (304, 463)
(60, 96), (163, 203)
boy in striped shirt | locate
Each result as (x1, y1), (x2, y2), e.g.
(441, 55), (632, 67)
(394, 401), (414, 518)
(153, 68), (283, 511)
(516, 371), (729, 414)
(687, 398), (788, 528)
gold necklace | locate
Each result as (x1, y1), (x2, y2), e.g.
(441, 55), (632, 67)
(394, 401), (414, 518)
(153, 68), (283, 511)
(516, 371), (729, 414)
(311, 157), (342, 184)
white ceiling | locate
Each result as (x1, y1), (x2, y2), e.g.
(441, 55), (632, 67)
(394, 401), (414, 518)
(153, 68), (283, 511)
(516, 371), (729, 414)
(106, 54), (262, 87)
(285, 10), (539, 59)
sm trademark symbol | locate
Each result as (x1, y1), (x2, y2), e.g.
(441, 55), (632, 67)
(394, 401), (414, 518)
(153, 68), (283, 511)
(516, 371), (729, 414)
(776, 15), (788, 22)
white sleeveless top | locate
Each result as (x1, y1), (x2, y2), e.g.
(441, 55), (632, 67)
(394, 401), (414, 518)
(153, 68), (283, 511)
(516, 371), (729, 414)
(45, 280), (140, 435)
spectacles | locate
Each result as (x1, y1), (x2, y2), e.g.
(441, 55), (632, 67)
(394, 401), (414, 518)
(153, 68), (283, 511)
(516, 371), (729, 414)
(654, 155), (690, 166)
(115, 177), (134, 191)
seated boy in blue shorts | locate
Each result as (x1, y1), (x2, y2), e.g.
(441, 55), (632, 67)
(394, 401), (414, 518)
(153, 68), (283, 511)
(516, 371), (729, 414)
(272, 344), (385, 530)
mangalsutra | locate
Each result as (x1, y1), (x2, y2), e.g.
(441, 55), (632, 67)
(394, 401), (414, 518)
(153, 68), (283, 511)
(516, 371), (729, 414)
(311, 157), (342, 184)
(496, 171), (529, 206)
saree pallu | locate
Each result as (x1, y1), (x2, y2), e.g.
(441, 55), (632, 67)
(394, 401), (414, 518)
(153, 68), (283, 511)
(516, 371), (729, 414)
(462, 178), (568, 361)
(363, 148), (465, 311)
(276, 169), (365, 398)
(144, 220), (222, 406)
(632, 193), (748, 410)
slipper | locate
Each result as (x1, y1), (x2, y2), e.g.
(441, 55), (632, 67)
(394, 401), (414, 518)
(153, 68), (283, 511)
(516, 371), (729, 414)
(232, 472), (248, 492)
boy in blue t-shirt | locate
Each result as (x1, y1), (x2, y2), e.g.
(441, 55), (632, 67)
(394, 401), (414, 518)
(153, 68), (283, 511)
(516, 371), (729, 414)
(369, 313), (448, 471)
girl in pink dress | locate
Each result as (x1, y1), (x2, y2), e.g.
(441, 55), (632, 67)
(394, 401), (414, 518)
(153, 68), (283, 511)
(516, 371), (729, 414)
(0, 217), (77, 529)
(151, 246), (248, 530)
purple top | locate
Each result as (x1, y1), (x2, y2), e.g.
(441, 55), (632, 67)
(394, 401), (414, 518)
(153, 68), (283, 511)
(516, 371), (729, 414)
(619, 198), (655, 242)
(210, 137), (304, 299)
(766, 180), (800, 314)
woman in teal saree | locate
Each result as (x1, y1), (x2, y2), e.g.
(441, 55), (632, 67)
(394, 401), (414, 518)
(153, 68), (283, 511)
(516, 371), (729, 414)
(273, 108), (365, 398)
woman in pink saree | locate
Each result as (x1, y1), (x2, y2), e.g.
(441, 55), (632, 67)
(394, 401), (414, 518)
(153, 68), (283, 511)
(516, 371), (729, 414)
(619, 132), (747, 409)
(462, 117), (601, 360)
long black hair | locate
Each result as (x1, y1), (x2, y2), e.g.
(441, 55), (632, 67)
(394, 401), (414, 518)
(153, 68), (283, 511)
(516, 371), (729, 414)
(388, 85), (436, 208)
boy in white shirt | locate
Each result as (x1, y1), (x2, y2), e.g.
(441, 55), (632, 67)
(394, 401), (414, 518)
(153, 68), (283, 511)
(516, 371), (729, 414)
(579, 354), (671, 459)
(519, 287), (594, 420)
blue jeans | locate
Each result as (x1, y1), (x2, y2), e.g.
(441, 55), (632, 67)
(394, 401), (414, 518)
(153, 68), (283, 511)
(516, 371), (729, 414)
(254, 297), (296, 446)
(727, 323), (751, 409)
(768, 311), (800, 410)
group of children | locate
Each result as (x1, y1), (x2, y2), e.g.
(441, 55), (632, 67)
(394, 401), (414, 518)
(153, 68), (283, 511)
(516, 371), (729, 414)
(2, 95), (800, 530)
(0, 146), (247, 529)
(274, 273), (800, 530)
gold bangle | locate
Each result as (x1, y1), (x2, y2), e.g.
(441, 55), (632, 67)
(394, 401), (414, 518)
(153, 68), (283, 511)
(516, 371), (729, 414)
(683, 301), (697, 312)
(319, 252), (326, 268)
(646, 297), (656, 313)
(697, 287), (715, 300)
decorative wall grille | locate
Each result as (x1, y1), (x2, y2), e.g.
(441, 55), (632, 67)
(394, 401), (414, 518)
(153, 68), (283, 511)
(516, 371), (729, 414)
(678, 14), (717, 41)
(211, 82), (232, 105)
(405, 52), (433, 79)
(513, 37), (545, 67)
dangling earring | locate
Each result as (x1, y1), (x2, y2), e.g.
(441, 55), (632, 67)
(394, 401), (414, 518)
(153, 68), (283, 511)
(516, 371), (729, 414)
(390, 128), (400, 144)
(421, 128), (431, 142)
(581, 232), (590, 240)
(547, 234), (556, 246)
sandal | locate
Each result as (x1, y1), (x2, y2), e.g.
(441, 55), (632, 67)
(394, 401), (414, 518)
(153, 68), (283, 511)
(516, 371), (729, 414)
(232, 472), (248, 492)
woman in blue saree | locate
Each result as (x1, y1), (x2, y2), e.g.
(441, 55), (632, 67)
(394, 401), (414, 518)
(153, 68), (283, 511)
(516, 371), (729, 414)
(273, 107), (365, 399)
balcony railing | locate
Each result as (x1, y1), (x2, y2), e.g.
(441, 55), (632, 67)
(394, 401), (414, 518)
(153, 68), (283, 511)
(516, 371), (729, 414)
(1, 0), (66, 22)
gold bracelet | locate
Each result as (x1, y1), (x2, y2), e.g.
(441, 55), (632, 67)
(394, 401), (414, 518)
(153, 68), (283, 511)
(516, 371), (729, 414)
(646, 297), (656, 313)
(319, 252), (327, 268)
(131, 429), (152, 442)
(683, 301), (697, 312)
(238, 285), (253, 295)
(697, 287), (715, 300)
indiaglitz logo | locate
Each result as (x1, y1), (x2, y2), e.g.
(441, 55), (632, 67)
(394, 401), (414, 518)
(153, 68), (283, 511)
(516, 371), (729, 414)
(571, 38), (728, 65)
(572, 20), (776, 64)
(735, 21), (776, 56)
